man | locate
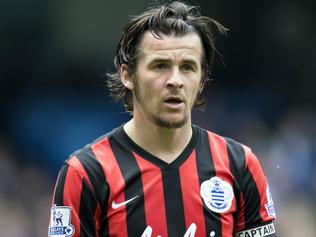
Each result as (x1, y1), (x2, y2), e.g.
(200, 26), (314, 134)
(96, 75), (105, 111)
(49, 2), (277, 237)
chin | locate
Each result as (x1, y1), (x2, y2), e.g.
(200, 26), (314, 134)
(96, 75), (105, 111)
(153, 115), (188, 129)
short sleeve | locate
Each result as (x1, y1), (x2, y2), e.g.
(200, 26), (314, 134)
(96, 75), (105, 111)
(234, 146), (277, 237)
(48, 162), (98, 237)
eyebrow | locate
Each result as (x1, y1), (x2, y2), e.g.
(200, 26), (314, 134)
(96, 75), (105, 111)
(182, 59), (199, 66)
(147, 57), (199, 66)
(146, 57), (171, 67)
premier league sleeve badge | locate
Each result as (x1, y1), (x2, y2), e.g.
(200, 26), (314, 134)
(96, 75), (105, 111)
(265, 184), (276, 218)
(48, 206), (75, 237)
(200, 176), (234, 214)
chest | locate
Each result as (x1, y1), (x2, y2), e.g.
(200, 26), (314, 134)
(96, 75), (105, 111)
(105, 154), (237, 237)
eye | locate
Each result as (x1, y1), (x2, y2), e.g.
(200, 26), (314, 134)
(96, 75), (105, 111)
(152, 63), (169, 71)
(181, 64), (195, 72)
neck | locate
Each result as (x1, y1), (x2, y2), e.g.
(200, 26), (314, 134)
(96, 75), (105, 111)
(123, 116), (193, 164)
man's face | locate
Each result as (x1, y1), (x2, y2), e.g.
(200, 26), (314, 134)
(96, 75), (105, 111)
(129, 32), (203, 129)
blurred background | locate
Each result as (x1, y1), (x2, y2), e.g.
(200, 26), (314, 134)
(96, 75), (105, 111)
(1, 0), (315, 236)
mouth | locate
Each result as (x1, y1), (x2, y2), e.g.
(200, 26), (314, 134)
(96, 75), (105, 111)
(163, 96), (184, 108)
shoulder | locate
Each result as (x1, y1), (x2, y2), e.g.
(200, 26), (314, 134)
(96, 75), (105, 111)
(198, 125), (249, 160)
(65, 126), (123, 178)
(198, 125), (261, 175)
(196, 125), (245, 147)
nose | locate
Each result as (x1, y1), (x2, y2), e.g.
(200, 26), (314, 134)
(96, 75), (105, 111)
(166, 68), (183, 89)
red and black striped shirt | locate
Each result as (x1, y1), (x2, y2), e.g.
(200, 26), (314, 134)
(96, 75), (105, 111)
(49, 125), (276, 237)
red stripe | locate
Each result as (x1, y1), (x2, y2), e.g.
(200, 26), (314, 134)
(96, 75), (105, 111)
(67, 156), (93, 190)
(63, 165), (83, 237)
(91, 138), (128, 237)
(235, 192), (245, 232)
(95, 202), (101, 237)
(179, 150), (206, 237)
(67, 156), (101, 237)
(208, 132), (236, 237)
(243, 145), (272, 222)
(133, 152), (168, 237)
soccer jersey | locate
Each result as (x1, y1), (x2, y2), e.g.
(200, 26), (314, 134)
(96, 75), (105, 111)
(49, 125), (276, 237)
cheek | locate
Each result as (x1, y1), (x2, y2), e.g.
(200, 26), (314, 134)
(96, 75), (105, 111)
(137, 82), (159, 105)
(187, 83), (201, 106)
(189, 82), (201, 96)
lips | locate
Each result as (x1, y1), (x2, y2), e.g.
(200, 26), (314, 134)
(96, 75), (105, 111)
(164, 96), (184, 104)
(163, 96), (185, 109)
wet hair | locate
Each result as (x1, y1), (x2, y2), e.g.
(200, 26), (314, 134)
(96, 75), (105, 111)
(107, 1), (227, 113)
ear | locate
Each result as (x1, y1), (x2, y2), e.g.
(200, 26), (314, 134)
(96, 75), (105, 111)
(120, 64), (134, 90)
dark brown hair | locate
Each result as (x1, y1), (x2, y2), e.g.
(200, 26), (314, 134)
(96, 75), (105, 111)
(107, 1), (227, 113)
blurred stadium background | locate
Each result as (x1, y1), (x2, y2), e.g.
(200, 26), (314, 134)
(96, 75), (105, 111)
(1, 0), (316, 236)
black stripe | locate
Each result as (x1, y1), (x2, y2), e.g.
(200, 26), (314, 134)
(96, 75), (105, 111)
(161, 169), (186, 236)
(79, 179), (97, 236)
(225, 138), (246, 231)
(243, 167), (262, 227)
(109, 134), (147, 237)
(53, 164), (69, 206)
(195, 129), (222, 236)
(75, 147), (110, 237)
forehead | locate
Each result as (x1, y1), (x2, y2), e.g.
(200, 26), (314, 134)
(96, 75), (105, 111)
(138, 32), (203, 60)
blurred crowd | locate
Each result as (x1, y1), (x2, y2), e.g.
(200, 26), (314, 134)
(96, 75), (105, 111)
(0, 144), (52, 237)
